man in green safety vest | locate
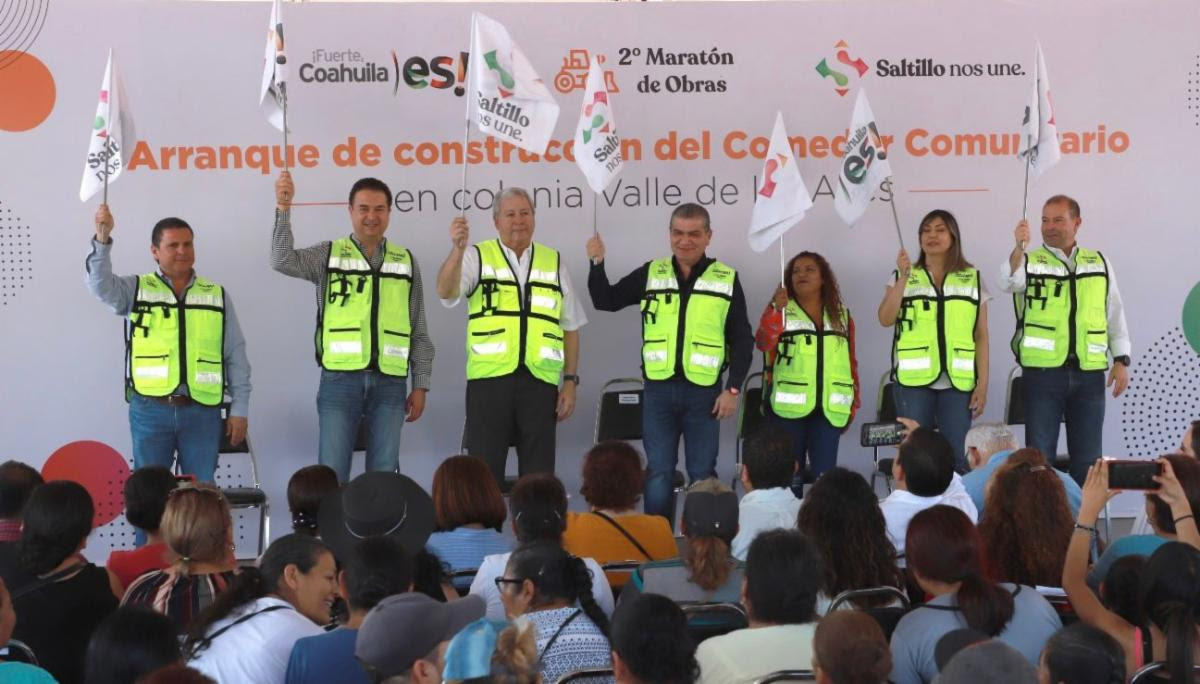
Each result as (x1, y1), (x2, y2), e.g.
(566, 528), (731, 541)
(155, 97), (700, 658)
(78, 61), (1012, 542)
(86, 205), (252, 484)
(588, 204), (754, 520)
(273, 172), (434, 482)
(436, 187), (586, 486)
(1001, 194), (1131, 484)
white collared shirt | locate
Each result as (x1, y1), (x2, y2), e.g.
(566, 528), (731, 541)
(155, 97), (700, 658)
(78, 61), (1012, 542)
(441, 240), (587, 331)
(731, 487), (801, 561)
(998, 244), (1131, 357)
(188, 596), (322, 684)
(880, 473), (978, 565)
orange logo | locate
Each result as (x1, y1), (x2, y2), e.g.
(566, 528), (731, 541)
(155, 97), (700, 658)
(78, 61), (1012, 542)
(554, 49), (619, 94)
(0, 51), (56, 132)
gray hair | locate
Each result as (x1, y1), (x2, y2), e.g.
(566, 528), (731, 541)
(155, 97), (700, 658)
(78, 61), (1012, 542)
(492, 187), (535, 221)
(964, 422), (1018, 458)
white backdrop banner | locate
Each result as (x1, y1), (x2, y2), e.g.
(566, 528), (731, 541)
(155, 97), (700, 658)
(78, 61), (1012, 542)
(2, 0), (1199, 547)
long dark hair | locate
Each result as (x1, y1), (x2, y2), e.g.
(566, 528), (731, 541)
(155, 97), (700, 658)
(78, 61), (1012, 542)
(906, 505), (1014, 636)
(17, 480), (94, 575)
(784, 251), (847, 335)
(1140, 542), (1200, 684)
(914, 209), (973, 273)
(84, 606), (181, 684)
(183, 534), (330, 657)
(1041, 623), (1125, 684)
(506, 540), (609, 638)
(797, 468), (900, 607)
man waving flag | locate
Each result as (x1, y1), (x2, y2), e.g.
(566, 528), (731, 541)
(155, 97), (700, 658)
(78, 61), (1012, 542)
(748, 111), (812, 252)
(573, 57), (623, 194)
(80, 49), (135, 203)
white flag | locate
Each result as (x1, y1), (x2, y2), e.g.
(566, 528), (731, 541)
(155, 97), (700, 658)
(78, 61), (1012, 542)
(573, 58), (623, 193)
(79, 49), (136, 203)
(833, 89), (893, 226)
(260, 0), (289, 132)
(467, 12), (560, 155)
(1019, 42), (1060, 179)
(748, 112), (812, 252)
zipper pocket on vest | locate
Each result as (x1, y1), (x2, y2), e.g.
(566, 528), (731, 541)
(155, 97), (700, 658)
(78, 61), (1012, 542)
(383, 329), (410, 337)
(1025, 323), (1055, 331)
(328, 326), (361, 333)
(897, 346), (929, 352)
(134, 354), (169, 360)
(472, 329), (503, 337)
(197, 358), (221, 365)
(693, 341), (722, 349)
(543, 332), (563, 341)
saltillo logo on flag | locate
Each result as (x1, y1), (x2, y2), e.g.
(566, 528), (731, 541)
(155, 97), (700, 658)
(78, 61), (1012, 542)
(467, 12), (560, 155)
(260, 0), (289, 132)
(1019, 42), (1060, 180)
(573, 57), (623, 193)
(80, 49), (136, 202)
(833, 88), (892, 226)
(748, 111), (812, 252)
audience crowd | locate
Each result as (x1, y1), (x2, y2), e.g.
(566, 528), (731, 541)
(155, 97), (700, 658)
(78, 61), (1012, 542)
(0, 416), (1195, 683)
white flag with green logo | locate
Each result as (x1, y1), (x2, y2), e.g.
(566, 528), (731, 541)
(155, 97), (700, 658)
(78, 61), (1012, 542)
(833, 89), (892, 226)
(573, 58), (623, 193)
(80, 49), (136, 202)
(748, 111), (812, 252)
(259, 0), (289, 132)
(467, 12), (560, 155)
(1019, 42), (1060, 180)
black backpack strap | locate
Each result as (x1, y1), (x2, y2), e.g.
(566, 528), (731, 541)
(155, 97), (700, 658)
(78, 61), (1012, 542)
(10, 561), (86, 601)
(591, 511), (654, 561)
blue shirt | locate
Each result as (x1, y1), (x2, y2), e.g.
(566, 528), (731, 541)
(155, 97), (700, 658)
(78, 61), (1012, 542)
(85, 238), (252, 417)
(426, 527), (514, 589)
(285, 627), (365, 684)
(962, 449), (1082, 517)
(0, 661), (57, 684)
(1088, 534), (1168, 587)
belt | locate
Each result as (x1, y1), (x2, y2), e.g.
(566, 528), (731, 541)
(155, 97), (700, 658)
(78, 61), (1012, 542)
(147, 394), (195, 406)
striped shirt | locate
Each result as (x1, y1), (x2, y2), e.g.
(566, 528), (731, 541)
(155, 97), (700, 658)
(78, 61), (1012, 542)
(271, 209), (434, 390)
(425, 527), (513, 589)
(122, 569), (237, 632)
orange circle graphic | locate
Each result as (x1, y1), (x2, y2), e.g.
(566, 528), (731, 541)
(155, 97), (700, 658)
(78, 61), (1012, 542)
(0, 51), (56, 132)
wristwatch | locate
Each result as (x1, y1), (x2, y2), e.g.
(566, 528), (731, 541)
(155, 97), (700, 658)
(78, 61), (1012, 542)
(563, 374), (581, 386)
(1113, 356), (1131, 367)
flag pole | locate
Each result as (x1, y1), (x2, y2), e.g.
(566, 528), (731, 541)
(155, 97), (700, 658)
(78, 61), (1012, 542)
(887, 177), (905, 252)
(459, 119), (471, 218)
(592, 192), (598, 236)
(103, 65), (111, 206)
(281, 82), (290, 171)
(779, 235), (787, 330)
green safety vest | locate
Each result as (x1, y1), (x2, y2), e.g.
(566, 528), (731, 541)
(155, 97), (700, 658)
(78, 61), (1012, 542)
(769, 301), (855, 427)
(318, 237), (412, 376)
(1012, 246), (1110, 371)
(641, 257), (736, 387)
(893, 266), (980, 392)
(127, 273), (225, 406)
(465, 239), (565, 386)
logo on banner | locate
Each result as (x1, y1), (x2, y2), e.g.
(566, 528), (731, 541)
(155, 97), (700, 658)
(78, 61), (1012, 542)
(579, 91), (613, 144)
(815, 40), (868, 97)
(298, 49), (390, 87)
(484, 49), (517, 97)
(399, 52), (469, 97)
(757, 153), (788, 198)
(554, 49), (620, 94)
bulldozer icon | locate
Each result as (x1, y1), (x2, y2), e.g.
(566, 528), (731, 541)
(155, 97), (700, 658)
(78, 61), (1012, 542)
(554, 49), (620, 94)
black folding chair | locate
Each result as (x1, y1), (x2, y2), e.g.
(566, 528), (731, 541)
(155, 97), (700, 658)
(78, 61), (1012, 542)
(754, 671), (816, 683)
(595, 376), (685, 518)
(680, 601), (749, 643)
(557, 668), (616, 683)
(733, 372), (766, 491)
(1129, 662), (1200, 683)
(0, 639), (38, 666)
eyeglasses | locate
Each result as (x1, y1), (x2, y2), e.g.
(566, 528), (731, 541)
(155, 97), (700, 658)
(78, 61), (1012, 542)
(494, 577), (523, 591)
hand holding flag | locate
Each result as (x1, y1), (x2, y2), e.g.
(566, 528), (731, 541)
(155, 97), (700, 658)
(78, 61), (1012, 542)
(573, 57), (623, 194)
(80, 49), (135, 203)
(748, 111), (812, 252)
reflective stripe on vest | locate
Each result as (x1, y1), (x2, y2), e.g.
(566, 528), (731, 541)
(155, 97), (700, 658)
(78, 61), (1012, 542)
(892, 267), (980, 392)
(318, 237), (413, 376)
(769, 301), (854, 427)
(641, 258), (735, 386)
(465, 239), (565, 386)
(1013, 246), (1110, 371)
(127, 274), (225, 406)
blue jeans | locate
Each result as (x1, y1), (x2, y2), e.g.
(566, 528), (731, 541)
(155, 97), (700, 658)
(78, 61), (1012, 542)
(766, 408), (842, 486)
(129, 393), (221, 482)
(642, 379), (721, 519)
(892, 384), (972, 473)
(317, 370), (407, 482)
(1022, 366), (1105, 485)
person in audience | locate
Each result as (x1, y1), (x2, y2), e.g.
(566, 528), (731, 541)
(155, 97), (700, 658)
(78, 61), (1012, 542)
(441, 617), (539, 684)
(730, 425), (799, 560)
(933, 628), (990, 671)
(610, 593), (697, 684)
(136, 664), (217, 684)
(1063, 458), (1200, 679)
(107, 466), (178, 597)
(1038, 623), (1126, 684)
(412, 548), (460, 603)
(563, 441), (677, 588)
(1088, 454), (1200, 585)
(937, 640), (1036, 683)
(0, 461), (43, 543)
(1099, 555), (1145, 627)
(978, 449), (1074, 587)
(797, 467), (902, 612)
(0, 577), (57, 684)
(622, 479), (742, 605)
(879, 427), (977, 564)
(426, 455), (513, 591)
(811, 610), (891, 684)
(0, 480), (118, 684)
(497, 540), (613, 684)
(286, 465), (339, 537)
(84, 606), (181, 684)
(470, 473), (613, 621)
(960, 423), (1081, 515)
(285, 536), (411, 684)
(889, 505), (1061, 683)
(185, 534), (338, 683)
(121, 484), (238, 631)
(355, 592), (486, 684)
(695, 529), (823, 684)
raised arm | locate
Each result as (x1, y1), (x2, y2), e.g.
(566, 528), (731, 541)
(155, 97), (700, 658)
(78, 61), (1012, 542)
(877, 249), (910, 326)
(436, 216), (469, 301)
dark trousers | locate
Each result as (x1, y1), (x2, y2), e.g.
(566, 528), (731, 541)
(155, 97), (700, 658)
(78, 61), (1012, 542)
(466, 368), (558, 486)
(1022, 365), (1106, 485)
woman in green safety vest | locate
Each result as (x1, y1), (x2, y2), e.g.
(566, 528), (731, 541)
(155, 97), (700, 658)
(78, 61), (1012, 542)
(756, 251), (859, 490)
(878, 210), (990, 472)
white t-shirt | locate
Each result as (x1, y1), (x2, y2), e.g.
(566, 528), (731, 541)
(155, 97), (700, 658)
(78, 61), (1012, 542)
(468, 551), (614, 621)
(880, 473), (979, 565)
(730, 487), (801, 561)
(188, 596), (323, 684)
(696, 623), (816, 684)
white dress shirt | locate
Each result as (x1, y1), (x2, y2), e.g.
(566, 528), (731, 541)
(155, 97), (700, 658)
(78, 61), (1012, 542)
(731, 487), (801, 561)
(880, 473), (978, 565)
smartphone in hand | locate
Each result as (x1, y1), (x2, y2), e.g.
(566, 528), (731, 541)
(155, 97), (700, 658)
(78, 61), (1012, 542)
(1107, 460), (1163, 490)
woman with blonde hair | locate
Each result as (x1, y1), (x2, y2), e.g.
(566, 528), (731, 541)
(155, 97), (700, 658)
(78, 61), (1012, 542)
(122, 483), (237, 631)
